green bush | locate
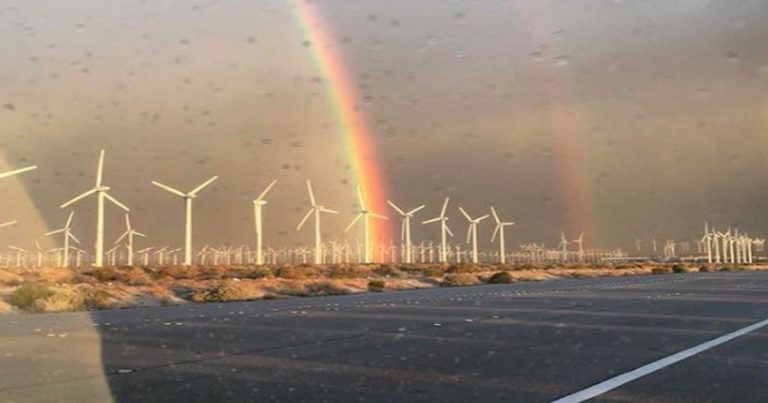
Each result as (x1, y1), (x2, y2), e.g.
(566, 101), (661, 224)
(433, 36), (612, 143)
(368, 280), (386, 292)
(197, 280), (256, 302)
(8, 283), (54, 310)
(488, 271), (515, 284)
(671, 265), (690, 273)
(446, 264), (483, 274)
(698, 266), (714, 272)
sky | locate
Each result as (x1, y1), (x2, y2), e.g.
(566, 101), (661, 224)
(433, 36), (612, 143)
(1, 0), (768, 255)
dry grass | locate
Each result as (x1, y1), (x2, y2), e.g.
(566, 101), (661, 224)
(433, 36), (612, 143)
(441, 273), (481, 287)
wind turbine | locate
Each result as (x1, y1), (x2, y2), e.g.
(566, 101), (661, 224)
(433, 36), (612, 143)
(297, 180), (339, 264)
(45, 211), (80, 267)
(114, 214), (146, 266)
(345, 186), (388, 263)
(387, 201), (425, 264)
(558, 231), (570, 262)
(247, 179), (277, 265)
(152, 175), (218, 265)
(458, 207), (489, 264)
(490, 207), (514, 264)
(61, 150), (129, 267)
(422, 197), (453, 263)
(573, 231), (585, 262)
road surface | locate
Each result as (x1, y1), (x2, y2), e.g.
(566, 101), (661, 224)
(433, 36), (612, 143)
(1, 271), (767, 402)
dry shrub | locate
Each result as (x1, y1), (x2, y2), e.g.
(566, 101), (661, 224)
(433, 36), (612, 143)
(699, 265), (715, 272)
(368, 280), (386, 292)
(194, 280), (261, 302)
(201, 266), (228, 279)
(306, 281), (353, 296)
(373, 266), (406, 278)
(0, 269), (22, 286)
(488, 271), (515, 284)
(421, 266), (446, 277)
(122, 267), (153, 285)
(87, 267), (121, 282)
(441, 273), (480, 287)
(228, 266), (274, 279)
(33, 285), (112, 312)
(651, 267), (673, 275)
(329, 265), (368, 279)
(275, 265), (320, 280)
(159, 265), (202, 280)
(671, 264), (690, 273)
(446, 264), (484, 274)
(8, 283), (54, 310)
(273, 282), (309, 297)
(0, 299), (12, 314)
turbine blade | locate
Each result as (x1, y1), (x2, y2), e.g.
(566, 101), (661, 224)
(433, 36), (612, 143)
(440, 197), (450, 217)
(408, 205), (426, 215)
(490, 206), (500, 224)
(96, 149), (105, 187)
(306, 180), (316, 206)
(0, 165), (37, 180)
(387, 200), (406, 216)
(60, 188), (97, 208)
(445, 224), (454, 238)
(466, 225), (472, 244)
(189, 176), (218, 196)
(114, 231), (128, 245)
(256, 179), (277, 201)
(125, 214), (132, 231)
(491, 225), (500, 242)
(345, 214), (363, 233)
(297, 209), (313, 230)
(68, 232), (81, 244)
(152, 181), (186, 197)
(133, 231), (147, 237)
(104, 192), (130, 211)
(321, 208), (339, 214)
(356, 186), (366, 210)
(458, 207), (471, 222)
(476, 214), (490, 222)
(371, 213), (388, 220)
(65, 211), (75, 229)
(422, 217), (441, 225)
(45, 228), (65, 236)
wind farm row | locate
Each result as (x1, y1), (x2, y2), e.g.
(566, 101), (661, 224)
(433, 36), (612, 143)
(0, 149), (763, 269)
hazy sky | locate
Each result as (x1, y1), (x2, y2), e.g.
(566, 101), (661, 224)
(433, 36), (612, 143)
(1, 0), (768, 253)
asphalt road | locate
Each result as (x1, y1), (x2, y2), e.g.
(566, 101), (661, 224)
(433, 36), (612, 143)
(2, 271), (768, 402)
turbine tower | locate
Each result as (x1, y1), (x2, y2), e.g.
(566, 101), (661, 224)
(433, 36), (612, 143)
(61, 150), (128, 267)
(490, 206), (514, 264)
(345, 186), (388, 263)
(573, 231), (585, 262)
(297, 180), (339, 264)
(152, 175), (218, 265)
(458, 207), (489, 264)
(45, 211), (80, 267)
(248, 180), (277, 265)
(387, 201), (425, 264)
(422, 197), (453, 263)
(114, 213), (146, 266)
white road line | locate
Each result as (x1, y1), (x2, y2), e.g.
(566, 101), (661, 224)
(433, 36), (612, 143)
(552, 316), (768, 403)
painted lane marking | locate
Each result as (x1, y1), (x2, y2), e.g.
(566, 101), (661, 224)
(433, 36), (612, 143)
(552, 317), (768, 403)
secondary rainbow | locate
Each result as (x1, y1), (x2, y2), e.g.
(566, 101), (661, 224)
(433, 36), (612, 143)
(290, 0), (393, 247)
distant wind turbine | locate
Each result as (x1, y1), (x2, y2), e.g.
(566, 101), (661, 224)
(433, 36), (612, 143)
(114, 214), (146, 266)
(247, 179), (277, 265)
(387, 201), (425, 264)
(61, 150), (129, 267)
(45, 211), (80, 267)
(297, 180), (339, 264)
(458, 207), (489, 264)
(422, 197), (453, 263)
(152, 175), (218, 265)
(490, 206), (514, 264)
(345, 186), (388, 263)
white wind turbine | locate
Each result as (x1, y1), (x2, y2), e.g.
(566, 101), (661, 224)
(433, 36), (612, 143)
(114, 214), (146, 266)
(60, 150), (129, 267)
(387, 201), (425, 264)
(345, 186), (388, 263)
(490, 207), (514, 264)
(458, 207), (489, 264)
(297, 180), (339, 264)
(573, 231), (585, 262)
(422, 197), (453, 263)
(247, 179), (277, 265)
(45, 211), (80, 267)
(152, 175), (218, 265)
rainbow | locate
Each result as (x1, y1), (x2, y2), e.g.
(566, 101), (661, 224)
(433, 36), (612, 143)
(290, 0), (393, 247)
